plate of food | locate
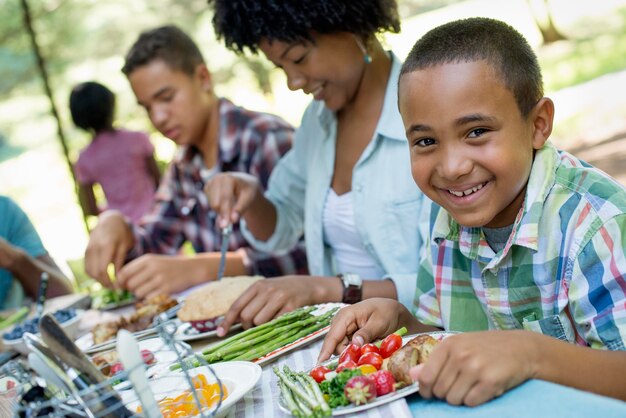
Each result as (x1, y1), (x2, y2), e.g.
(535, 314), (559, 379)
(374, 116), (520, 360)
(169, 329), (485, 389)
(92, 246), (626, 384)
(173, 319), (243, 342)
(123, 361), (261, 417)
(76, 294), (178, 354)
(2, 309), (82, 355)
(170, 303), (344, 372)
(276, 330), (457, 416)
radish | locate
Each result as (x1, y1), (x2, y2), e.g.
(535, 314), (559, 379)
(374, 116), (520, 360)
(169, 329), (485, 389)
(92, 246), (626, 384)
(343, 375), (377, 405)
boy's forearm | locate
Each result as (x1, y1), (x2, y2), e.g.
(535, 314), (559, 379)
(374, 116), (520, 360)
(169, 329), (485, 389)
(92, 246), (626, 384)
(529, 332), (626, 401)
(185, 252), (249, 284)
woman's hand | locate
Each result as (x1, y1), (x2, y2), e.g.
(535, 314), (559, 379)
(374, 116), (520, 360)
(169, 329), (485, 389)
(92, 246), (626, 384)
(411, 330), (538, 406)
(318, 298), (422, 362)
(216, 275), (341, 337)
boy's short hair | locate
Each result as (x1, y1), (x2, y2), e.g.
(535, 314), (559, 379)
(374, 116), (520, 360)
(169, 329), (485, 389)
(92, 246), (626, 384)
(208, 0), (400, 54)
(69, 81), (115, 132)
(401, 17), (543, 117)
(122, 25), (205, 76)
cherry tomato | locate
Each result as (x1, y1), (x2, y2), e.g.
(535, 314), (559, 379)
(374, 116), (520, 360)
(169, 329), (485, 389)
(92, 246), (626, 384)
(379, 334), (403, 358)
(309, 365), (331, 383)
(360, 343), (380, 356)
(339, 343), (362, 364)
(110, 362), (124, 375)
(141, 349), (155, 365)
(357, 352), (384, 370)
(336, 360), (358, 372)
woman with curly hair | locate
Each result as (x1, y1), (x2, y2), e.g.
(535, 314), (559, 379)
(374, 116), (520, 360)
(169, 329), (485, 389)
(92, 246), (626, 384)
(205, 0), (430, 336)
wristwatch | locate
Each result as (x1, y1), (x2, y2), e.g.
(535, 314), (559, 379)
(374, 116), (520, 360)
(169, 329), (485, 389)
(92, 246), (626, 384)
(338, 273), (362, 304)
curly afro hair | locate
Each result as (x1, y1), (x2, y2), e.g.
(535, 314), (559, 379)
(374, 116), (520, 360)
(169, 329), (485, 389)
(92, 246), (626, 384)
(208, 0), (400, 54)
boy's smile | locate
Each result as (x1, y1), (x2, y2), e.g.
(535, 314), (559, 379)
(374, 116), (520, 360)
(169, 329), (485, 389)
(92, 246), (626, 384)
(399, 60), (549, 228)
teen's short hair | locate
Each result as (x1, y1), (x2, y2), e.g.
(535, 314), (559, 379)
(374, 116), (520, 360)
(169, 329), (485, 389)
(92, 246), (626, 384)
(69, 81), (115, 132)
(401, 17), (543, 117)
(122, 25), (205, 76)
(208, 0), (400, 54)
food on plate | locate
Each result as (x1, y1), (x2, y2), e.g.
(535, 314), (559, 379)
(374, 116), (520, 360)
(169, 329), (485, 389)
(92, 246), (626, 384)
(274, 365), (332, 416)
(172, 305), (339, 370)
(343, 375), (377, 405)
(91, 295), (177, 345)
(176, 276), (263, 330)
(276, 328), (411, 416)
(135, 373), (228, 417)
(91, 288), (135, 309)
(92, 349), (156, 377)
(388, 334), (440, 385)
(2, 309), (77, 341)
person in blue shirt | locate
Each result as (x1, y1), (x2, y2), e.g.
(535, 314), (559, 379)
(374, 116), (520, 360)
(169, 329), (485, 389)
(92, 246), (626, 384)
(205, 0), (430, 336)
(0, 196), (73, 309)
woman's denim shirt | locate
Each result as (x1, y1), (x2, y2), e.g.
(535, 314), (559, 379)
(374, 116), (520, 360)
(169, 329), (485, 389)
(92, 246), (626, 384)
(241, 54), (430, 309)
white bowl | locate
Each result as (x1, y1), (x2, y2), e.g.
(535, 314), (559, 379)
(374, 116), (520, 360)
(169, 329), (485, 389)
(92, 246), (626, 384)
(2, 310), (83, 355)
(122, 361), (262, 417)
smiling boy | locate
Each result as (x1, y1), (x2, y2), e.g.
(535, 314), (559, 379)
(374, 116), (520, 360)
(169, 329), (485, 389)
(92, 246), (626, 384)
(320, 17), (626, 405)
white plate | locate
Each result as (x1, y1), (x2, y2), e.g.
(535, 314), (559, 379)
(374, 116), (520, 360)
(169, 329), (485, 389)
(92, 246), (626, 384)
(173, 320), (242, 342)
(196, 303), (345, 366)
(76, 327), (157, 354)
(278, 331), (457, 416)
(123, 361), (261, 417)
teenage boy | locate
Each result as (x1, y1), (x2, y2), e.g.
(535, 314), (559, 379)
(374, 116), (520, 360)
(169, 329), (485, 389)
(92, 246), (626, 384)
(320, 17), (626, 406)
(84, 25), (307, 298)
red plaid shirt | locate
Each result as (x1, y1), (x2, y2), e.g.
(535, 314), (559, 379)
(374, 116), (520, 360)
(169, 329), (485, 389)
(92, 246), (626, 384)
(128, 98), (308, 277)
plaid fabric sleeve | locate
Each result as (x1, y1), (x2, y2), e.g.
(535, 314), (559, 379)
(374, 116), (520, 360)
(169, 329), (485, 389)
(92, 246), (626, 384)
(128, 164), (187, 257)
(414, 242), (444, 328)
(570, 213), (626, 350)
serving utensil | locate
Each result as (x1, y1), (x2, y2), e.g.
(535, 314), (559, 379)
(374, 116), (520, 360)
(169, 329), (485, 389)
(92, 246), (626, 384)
(39, 313), (133, 417)
(216, 223), (232, 281)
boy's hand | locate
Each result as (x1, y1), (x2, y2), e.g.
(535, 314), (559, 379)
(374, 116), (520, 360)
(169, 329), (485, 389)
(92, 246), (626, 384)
(84, 210), (134, 288)
(116, 254), (193, 299)
(318, 298), (420, 363)
(411, 330), (538, 406)
(204, 173), (262, 229)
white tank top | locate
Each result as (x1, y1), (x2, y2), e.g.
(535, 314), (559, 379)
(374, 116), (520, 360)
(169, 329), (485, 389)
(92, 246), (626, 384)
(322, 188), (385, 279)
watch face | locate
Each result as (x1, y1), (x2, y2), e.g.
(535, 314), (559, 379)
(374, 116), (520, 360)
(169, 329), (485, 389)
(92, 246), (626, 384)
(342, 273), (362, 288)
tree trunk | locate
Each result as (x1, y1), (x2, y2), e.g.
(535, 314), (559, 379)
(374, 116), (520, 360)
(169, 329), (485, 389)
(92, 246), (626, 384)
(19, 0), (90, 233)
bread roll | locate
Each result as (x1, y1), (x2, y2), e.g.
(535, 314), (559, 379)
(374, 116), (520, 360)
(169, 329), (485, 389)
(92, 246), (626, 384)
(177, 276), (263, 321)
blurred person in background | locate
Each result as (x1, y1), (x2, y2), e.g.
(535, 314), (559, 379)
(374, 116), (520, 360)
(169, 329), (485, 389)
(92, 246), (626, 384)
(70, 81), (161, 223)
(0, 195), (73, 309)
(206, 0), (430, 335)
(84, 25), (308, 299)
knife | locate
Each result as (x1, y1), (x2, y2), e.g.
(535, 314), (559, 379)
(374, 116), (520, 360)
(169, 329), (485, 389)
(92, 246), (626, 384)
(34, 272), (49, 321)
(216, 223), (232, 281)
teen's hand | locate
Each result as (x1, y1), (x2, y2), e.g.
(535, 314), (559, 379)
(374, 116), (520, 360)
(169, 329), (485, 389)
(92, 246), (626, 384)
(84, 210), (134, 288)
(204, 173), (262, 229)
(216, 276), (339, 337)
(318, 298), (420, 363)
(410, 330), (537, 406)
(116, 254), (196, 299)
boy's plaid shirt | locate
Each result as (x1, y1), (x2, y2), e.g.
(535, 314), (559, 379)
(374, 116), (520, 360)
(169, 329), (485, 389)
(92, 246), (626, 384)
(127, 98), (308, 277)
(414, 141), (626, 350)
